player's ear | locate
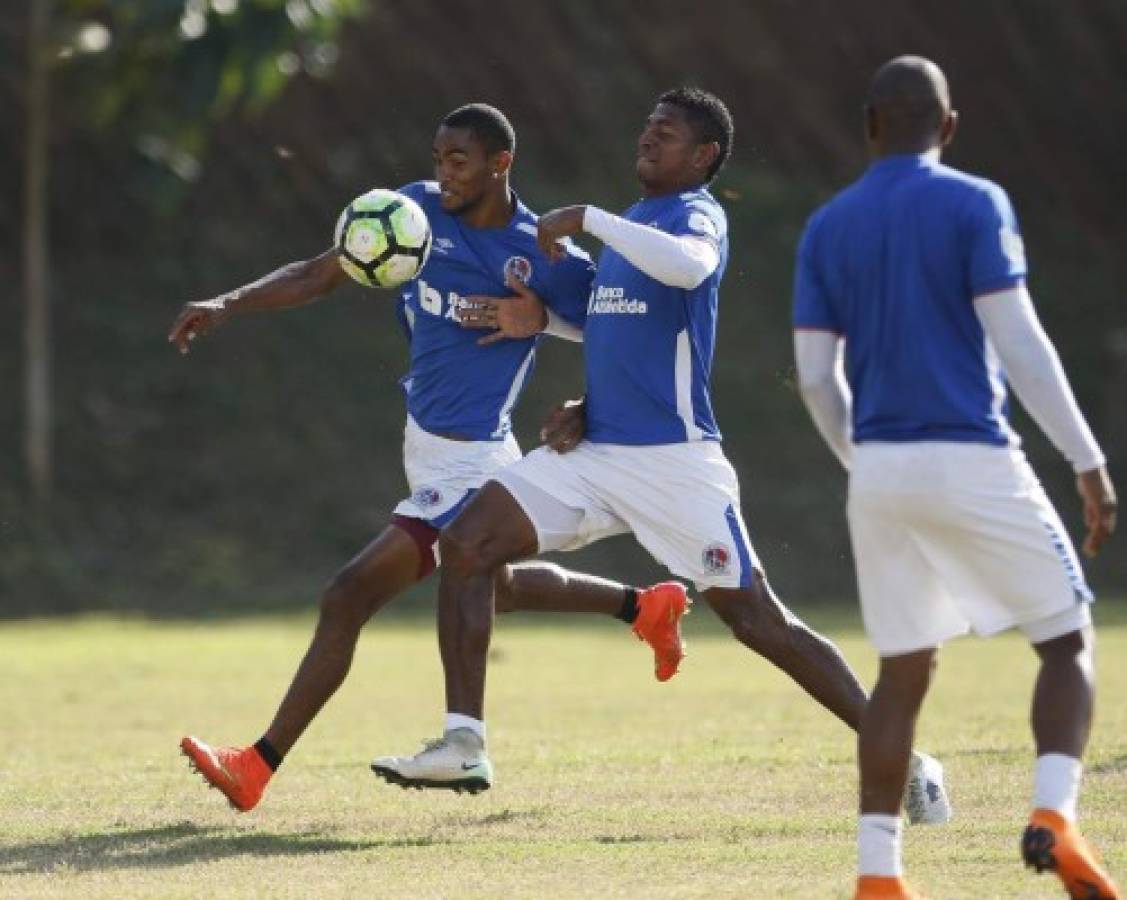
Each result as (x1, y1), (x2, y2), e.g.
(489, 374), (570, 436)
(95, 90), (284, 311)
(693, 142), (720, 175)
(939, 109), (958, 149)
(490, 149), (514, 178)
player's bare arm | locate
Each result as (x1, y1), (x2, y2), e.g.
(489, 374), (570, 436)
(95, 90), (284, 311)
(168, 248), (348, 355)
(1077, 467), (1117, 558)
(539, 397), (586, 453)
(458, 274), (549, 345)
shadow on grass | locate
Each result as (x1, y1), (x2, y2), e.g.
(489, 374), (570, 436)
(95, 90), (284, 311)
(0, 822), (447, 874)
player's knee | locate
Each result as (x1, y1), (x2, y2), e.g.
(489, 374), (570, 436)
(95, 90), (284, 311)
(715, 583), (799, 660)
(438, 521), (494, 578)
(1035, 626), (1095, 675)
(319, 566), (375, 629)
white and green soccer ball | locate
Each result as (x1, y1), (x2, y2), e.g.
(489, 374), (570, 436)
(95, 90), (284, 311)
(334, 188), (432, 289)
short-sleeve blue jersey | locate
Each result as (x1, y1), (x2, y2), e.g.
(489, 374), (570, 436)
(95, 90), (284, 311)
(394, 181), (594, 440)
(793, 154), (1028, 446)
(583, 187), (728, 445)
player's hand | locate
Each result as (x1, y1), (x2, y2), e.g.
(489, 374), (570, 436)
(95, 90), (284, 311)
(540, 397), (586, 453)
(537, 206), (586, 262)
(168, 299), (229, 355)
(459, 276), (549, 345)
(1076, 466), (1117, 558)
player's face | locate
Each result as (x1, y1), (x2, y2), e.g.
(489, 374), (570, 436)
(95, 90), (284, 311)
(433, 126), (498, 215)
(635, 103), (709, 194)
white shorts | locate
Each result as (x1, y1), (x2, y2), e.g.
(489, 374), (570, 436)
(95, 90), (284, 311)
(393, 416), (521, 528)
(847, 442), (1093, 656)
(494, 440), (761, 592)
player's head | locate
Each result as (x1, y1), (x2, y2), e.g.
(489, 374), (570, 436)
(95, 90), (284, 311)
(864, 56), (958, 156)
(636, 87), (733, 195)
(433, 103), (516, 215)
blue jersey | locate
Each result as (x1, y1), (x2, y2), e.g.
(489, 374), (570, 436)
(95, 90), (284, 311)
(394, 181), (593, 440)
(793, 154), (1027, 446)
(583, 187), (728, 445)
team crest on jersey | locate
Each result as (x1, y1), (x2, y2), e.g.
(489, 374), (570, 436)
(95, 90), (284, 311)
(503, 255), (533, 285)
(412, 486), (443, 508)
(701, 543), (731, 574)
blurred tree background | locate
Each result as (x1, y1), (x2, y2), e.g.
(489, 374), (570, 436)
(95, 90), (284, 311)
(1, 0), (1125, 616)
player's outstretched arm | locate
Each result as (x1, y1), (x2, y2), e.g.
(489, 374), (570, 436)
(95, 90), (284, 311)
(168, 248), (348, 355)
(541, 204), (719, 290)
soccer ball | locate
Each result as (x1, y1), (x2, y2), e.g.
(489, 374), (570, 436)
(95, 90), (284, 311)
(334, 188), (432, 289)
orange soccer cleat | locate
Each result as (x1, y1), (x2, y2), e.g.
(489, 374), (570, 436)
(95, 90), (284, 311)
(633, 581), (690, 682)
(180, 735), (272, 812)
(854, 875), (927, 899)
(1022, 808), (1121, 899)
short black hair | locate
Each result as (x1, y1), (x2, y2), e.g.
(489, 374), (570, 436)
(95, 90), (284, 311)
(441, 103), (516, 156)
(658, 87), (734, 181)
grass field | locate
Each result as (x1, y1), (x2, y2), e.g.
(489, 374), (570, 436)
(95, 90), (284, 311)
(0, 602), (1124, 898)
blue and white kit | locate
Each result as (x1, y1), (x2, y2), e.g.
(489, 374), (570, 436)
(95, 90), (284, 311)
(498, 187), (763, 592)
(794, 154), (1101, 653)
(390, 181), (593, 529)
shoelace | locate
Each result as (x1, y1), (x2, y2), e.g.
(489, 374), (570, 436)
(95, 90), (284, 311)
(421, 737), (448, 754)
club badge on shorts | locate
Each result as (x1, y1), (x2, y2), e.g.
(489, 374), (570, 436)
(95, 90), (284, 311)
(702, 543), (731, 574)
(412, 486), (443, 508)
(503, 255), (533, 286)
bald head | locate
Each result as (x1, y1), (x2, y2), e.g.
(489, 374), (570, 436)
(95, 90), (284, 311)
(865, 55), (956, 156)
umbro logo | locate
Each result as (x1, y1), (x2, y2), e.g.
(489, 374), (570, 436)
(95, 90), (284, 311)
(433, 237), (456, 255)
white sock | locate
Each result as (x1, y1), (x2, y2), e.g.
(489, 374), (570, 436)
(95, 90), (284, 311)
(445, 713), (486, 742)
(858, 814), (903, 877)
(1033, 753), (1082, 822)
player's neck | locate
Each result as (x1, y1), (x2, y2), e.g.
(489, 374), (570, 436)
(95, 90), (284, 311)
(641, 176), (706, 199)
(459, 185), (514, 229)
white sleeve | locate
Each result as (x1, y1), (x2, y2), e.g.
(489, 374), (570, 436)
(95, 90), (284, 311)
(974, 284), (1105, 472)
(542, 307), (583, 342)
(582, 206), (720, 289)
(794, 329), (852, 470)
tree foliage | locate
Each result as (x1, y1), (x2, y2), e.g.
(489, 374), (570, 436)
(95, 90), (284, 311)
(52, 0), (364, 198)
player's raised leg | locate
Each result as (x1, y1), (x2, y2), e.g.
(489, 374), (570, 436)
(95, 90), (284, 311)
(499, 563), (691, 681)
(1022, 626), (1120, 899)
(371, 481), (537, 792)
(182, 520), (427, 811)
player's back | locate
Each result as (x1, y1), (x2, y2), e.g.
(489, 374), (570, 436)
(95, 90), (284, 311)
(795, 155), (1027, 446)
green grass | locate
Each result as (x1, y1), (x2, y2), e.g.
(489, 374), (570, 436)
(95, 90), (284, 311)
(0, 604), (1125, 898)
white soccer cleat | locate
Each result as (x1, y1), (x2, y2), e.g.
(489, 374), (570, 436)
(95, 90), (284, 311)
(905, 751), (952, 825)
(371, 728), (493, 795)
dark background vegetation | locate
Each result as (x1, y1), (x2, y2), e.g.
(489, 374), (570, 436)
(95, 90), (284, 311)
(2, 0), (1125, 616)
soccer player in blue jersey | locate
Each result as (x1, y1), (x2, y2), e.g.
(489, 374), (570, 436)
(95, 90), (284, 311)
(373, 88), (948, 825)
(793, 57), (1119, 900)
(167, 104), (690, 812)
